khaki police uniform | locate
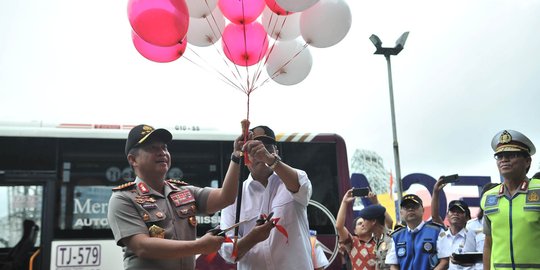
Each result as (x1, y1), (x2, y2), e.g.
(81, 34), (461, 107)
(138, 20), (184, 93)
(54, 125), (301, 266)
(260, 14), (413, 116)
(375, 232), (392, 270)
(108, 177), (212, 270)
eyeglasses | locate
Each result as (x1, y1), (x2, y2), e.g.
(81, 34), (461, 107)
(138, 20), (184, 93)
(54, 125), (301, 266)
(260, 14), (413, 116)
(494, 152), (526, 160)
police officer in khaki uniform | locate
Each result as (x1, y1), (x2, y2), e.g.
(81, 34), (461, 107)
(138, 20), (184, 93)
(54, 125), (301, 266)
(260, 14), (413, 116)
(107, 124), (242, 270)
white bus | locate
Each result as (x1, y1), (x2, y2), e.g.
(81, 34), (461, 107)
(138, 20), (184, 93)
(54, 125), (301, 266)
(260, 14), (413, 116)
(0, 122), (352, 270)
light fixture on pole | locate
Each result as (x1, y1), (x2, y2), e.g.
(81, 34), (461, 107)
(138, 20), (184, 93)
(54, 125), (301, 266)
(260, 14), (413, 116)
(369, 31), (409, 206)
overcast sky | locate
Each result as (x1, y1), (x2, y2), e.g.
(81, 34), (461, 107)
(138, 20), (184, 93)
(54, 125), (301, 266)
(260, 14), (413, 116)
(1, 0), (540, 188)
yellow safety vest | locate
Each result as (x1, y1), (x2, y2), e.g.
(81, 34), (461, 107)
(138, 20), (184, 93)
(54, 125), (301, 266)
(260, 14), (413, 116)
(481, 178), (540, 269)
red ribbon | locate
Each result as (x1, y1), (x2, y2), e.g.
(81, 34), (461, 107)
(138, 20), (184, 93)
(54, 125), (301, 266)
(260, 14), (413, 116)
(204, 236), (233, 262)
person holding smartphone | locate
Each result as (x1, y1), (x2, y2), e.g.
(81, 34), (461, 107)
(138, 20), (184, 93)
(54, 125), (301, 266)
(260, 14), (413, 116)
(336, 188), (393, 270)
(431, 177), (472, 270)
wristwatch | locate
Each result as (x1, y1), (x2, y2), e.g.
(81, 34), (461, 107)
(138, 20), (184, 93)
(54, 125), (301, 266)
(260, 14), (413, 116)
(231, 152), (241, 164)
(268, 154), (281, 170)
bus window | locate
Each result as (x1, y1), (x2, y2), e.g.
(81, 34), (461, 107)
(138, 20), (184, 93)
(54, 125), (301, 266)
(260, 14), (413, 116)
(0, 185), (42, 248)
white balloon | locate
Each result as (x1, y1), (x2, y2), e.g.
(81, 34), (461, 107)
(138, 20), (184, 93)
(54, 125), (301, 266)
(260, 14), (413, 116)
(300, 0), (351, 48)
(187, 8), (226, 47)
(275, 0), (319, 12)
(266, 39), (312, 85)
(185, 0), (218, 18)
(261, 7), (300, 41)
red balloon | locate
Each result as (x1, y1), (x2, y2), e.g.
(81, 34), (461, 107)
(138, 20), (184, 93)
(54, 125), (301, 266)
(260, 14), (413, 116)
(218, 0), (265, 24)
(132, 30), (187, 63)
(128, 0), (190, 46)
(222, 22), (269, 67)
(265, 0), (290, 15)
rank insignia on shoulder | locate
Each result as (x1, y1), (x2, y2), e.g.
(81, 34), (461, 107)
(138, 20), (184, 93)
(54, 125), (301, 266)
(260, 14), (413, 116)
(527, 190), (540, 202)
(112, 182), (136, 191)
(167, 179), (189, 186)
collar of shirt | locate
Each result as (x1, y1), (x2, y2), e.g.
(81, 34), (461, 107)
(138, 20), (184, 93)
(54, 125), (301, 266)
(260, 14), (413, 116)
(135, 177), (170, 198)
(407, 221), (426, 233)
(445, 227), (467, 239)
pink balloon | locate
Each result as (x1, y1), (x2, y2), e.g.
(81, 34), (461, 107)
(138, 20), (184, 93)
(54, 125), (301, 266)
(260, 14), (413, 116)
(132, 30), (187, 63)
(265, 0), (290, 15)
(218, 0), (265, 24)
(222, 22), (269, 67)
(128, 0), (190, 46)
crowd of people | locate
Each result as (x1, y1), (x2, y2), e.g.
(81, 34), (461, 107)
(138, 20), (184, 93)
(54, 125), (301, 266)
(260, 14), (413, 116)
(107, 124), (539, 270)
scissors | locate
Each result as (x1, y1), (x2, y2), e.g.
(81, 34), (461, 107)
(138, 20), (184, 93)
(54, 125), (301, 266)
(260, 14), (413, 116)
(208, 219), (250, 237)
(255, 212), (274, 226)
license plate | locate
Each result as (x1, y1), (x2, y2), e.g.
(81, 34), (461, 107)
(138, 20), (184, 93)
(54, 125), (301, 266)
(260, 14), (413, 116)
(56, 244), (101, 267)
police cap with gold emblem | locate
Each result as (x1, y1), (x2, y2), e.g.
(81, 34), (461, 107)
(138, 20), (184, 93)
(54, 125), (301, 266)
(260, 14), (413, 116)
(125, 124), (173, 155)
(492, 129), (536, 156)
(448, 200), (471, 218)
(400, 194), (423, 207)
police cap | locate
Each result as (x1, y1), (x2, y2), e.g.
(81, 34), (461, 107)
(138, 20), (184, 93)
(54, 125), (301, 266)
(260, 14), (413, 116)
(492, 129), (535, 156)
(400, 194), (423, 207)
(125, 124), (172, 155)
(448, 200), (470, 217)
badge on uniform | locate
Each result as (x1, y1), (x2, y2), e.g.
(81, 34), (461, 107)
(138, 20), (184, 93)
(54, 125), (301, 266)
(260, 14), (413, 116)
(170, 189), (195, 207)
(423, 241), (433, 253)
(138, 182), (150, 194)
(485, 195), (499, 207)
(527, 190), (540, 203)
(397, 247), (406, 257)
(149, 225), (165, 238)
(142, 203), (157, 209)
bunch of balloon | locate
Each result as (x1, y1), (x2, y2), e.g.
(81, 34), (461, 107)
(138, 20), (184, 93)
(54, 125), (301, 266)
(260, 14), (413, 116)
(128, 0), (190, 62)
(128, 0), (351, 89)
(184, 0), (351, 91)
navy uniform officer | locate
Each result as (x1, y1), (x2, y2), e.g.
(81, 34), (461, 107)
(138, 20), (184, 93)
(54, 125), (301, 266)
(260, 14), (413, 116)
(107, 124), (242, 270)
(481, 129), (540, 270)
(385, 194), (452, 270)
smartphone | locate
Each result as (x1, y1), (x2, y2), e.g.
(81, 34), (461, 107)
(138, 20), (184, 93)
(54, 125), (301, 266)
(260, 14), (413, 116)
(439, 174), (460, 185)
(352, 188), (370, 197)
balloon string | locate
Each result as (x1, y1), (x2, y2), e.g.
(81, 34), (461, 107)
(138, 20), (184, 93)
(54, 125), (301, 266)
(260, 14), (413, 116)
(257, 42), (309, 89)
(183, 50), (244, 93)
(204, 13), (248, 94)
(240, 0), (251, 95)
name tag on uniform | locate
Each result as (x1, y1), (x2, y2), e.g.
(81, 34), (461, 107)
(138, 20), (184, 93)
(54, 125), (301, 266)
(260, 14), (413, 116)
(170, 189), (195, 207)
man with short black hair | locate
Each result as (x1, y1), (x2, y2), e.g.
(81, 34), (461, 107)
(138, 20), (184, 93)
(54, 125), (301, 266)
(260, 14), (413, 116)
(481, 129), (540, 270)
(107, 124), (243, 270)
(386, 194), (451, 270)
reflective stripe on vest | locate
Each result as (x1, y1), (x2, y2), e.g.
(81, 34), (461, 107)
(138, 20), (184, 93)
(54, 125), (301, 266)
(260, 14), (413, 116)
(481, 178), (540, 270)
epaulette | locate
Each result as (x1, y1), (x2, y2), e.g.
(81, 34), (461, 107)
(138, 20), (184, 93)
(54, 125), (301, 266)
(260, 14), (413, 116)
(112, 182), (136, 191)
(426, 220), (446, 230)
(390, 225), (405, 236)
(166, 179), (189, 186)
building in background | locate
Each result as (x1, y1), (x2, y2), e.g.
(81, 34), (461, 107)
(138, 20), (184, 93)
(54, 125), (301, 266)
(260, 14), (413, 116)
(350, 149), (390, 194)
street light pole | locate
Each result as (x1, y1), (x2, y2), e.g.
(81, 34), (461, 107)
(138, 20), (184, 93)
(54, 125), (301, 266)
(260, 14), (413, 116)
(369, 32), (409, 206)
